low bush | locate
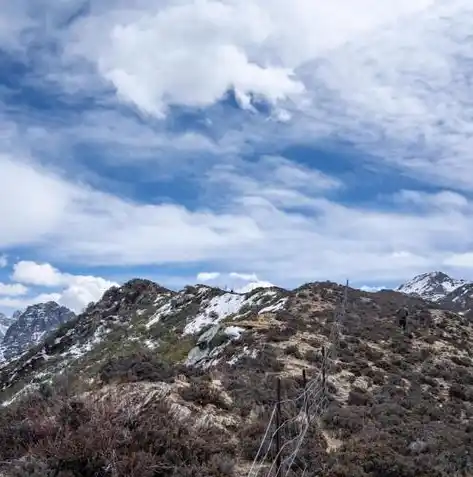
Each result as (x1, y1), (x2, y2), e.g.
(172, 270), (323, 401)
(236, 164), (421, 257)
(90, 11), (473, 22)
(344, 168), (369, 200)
(1, 393), (236, 477)
(284, 344), (303, 359)
(99, 351), (175, 384)
(179, 380), (230, 410)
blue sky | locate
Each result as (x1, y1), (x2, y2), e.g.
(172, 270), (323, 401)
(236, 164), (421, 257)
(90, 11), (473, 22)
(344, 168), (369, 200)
(1, 0), (473, 314)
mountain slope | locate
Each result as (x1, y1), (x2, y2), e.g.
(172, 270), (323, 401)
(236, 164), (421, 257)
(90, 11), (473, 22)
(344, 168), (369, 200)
(1, 302), (75, 362)
(397, 271), (467, 302)
(438, 282), (473, 318)
(0, 279), (288, 396)
(0, 314), (14, 340)
(0, 279), (472, 476)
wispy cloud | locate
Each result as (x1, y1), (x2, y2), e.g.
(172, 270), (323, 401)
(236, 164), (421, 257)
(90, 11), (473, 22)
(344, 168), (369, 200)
(2, 152), (473, 286)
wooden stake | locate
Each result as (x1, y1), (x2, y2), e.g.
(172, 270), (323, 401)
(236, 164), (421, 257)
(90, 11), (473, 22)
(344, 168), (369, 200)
(302, 368), (309, 421)
(275, 378), (282, 477)
(322, 346), (326, 396)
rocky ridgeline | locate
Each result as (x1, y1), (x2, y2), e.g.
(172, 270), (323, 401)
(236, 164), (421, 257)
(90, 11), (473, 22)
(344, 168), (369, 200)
(0, 278), (472, 476)
(0, 279), (288, 398)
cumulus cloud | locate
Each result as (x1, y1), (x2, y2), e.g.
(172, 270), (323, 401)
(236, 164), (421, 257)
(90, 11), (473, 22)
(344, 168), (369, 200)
(64, 0), (306, 116)
(12, 261), (64, 287)
(59, 275), (117, 312)
(10, 260), (117, 313)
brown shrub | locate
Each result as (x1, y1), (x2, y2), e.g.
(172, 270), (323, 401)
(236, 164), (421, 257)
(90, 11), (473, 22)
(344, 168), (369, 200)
(179, 380), (230, 410)
(2, 395), (236, 477)
(284, 344), (303, 359)
(99, 351), (174, 384)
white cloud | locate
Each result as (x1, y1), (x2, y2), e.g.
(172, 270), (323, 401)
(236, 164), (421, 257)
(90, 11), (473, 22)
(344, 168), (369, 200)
(4, 155), (473, 287)
(236, 280), (274, 294)
(0, 154), (75, 248)
(12, 261), (64, 287)
(67, 0), (473, 189)
(0, 293), (62, 311)
(3, 0), (473, 192)
(194, 271), (274, 293)
(10, 259), (117, 313)
(3, 1), (473, 289)
(443, 253), (473, 269)
(196, 272), (221, 282)
(229, 273), (259, 282)
(393, 190), (469, 211)
(65, 1), (305, 116)
(0, 283), (28, 297)
(58, 275), (116, 312)
(55, 0), (436, 119)
(0, 255), (7, 268)
(360, 285), (386, 293)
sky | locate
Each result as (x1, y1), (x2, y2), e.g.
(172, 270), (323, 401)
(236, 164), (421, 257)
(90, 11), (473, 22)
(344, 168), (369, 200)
(1, 0), (473, 315)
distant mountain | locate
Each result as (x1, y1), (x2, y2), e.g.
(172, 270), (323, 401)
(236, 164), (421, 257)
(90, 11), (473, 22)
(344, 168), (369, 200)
(0, 313), (14, 340)
(397, 271), (468, 302)
(1, 302), (75, 362)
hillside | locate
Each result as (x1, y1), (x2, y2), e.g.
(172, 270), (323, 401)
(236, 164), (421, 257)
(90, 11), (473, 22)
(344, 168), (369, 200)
(0, 279), (473, 476)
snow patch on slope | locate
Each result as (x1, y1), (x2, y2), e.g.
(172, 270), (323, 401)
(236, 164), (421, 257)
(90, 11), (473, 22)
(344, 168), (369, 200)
(184, 293), (248, 335)
(259, 297), (288, 314)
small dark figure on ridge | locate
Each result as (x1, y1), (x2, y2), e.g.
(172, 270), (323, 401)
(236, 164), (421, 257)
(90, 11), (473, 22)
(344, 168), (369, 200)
(396, 305), (409, 332)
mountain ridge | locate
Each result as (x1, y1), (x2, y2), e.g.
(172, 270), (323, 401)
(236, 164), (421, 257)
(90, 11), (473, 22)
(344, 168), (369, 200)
(397, 271), (473, 319)
(397, 271), (468, 302)
(0, 278), (472, 476)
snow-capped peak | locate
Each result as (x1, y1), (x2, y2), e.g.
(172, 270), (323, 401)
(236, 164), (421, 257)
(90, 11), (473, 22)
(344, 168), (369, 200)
(397, 271), (468, 302)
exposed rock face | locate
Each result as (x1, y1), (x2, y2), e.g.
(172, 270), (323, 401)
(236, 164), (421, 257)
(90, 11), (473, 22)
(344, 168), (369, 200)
(1, 302), (75, 361)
